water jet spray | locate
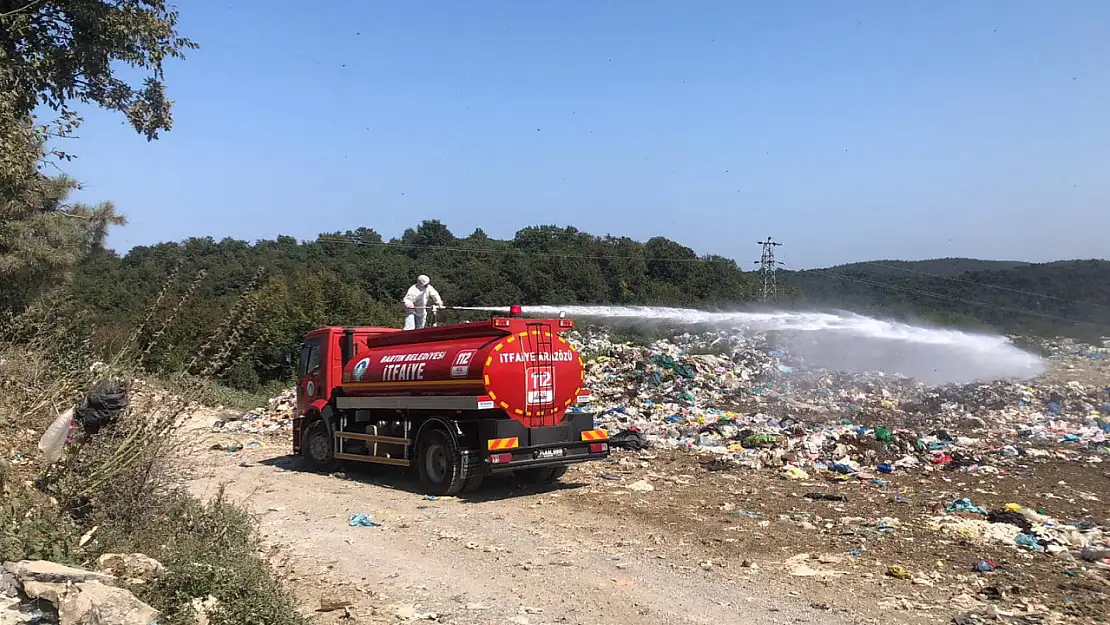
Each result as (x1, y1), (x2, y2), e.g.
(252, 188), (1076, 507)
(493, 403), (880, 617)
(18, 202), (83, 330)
(455, 305), (1045, 385)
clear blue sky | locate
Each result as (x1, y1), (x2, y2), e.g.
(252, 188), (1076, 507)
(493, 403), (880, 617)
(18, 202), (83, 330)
(60, 0), (1110, 269)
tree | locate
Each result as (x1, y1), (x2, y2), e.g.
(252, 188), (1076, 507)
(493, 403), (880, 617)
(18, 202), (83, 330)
(0, 173), (125, 311)
(0, 0), (198, 143)
(406, 220), (455, 249)
(0, 0), (195, 313)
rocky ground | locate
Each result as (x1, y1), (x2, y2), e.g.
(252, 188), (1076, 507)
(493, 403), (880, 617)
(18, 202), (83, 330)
(184, 429), (889, 625)
(185, 420), (1108, 624)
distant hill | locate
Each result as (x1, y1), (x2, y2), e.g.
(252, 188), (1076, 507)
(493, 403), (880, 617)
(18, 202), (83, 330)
(780, 258), (1110, 340)
(824, 258), (1032, 278)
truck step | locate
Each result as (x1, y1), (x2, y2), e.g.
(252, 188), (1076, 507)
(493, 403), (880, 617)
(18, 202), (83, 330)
(333, 432), (411, 467)
(334, 452), (410, 467)
(335, 431), (410, 446)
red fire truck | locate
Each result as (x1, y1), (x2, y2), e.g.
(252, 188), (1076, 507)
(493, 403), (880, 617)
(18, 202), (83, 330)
(292, 307), (610, 495)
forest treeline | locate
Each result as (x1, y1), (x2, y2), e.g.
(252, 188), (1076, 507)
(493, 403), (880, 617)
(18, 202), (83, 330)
(9, 224), (1098, 392)
(55, 221), (759, 390)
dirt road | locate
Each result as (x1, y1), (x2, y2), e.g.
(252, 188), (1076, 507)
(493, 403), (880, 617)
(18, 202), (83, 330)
(185, 416), (913, 625)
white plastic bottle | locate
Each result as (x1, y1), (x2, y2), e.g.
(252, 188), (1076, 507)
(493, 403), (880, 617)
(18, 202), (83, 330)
(38, 407), (75, 463)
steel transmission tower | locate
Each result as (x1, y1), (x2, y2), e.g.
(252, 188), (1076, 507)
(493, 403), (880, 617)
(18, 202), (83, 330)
(755, 237), (783, 301)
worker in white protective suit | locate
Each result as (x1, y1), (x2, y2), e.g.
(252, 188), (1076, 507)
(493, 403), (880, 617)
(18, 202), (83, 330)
(402, 274), (444, 330)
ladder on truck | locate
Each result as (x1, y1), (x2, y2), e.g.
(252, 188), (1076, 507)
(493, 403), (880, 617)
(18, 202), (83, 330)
(523, 321), (558, 426)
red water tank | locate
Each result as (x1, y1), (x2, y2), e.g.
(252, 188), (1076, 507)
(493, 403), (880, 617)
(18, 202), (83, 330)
(339, 317), (585, 426)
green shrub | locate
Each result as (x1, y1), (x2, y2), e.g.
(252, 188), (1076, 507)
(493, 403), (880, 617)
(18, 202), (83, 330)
(110, 488), (307, 625)
(0, 471), (78, 564)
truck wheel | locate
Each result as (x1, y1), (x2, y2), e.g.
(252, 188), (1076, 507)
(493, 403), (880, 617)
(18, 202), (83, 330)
(416, 428), (465, 496)
(302, 419), (337, 472)
(515, 466), (566, 485)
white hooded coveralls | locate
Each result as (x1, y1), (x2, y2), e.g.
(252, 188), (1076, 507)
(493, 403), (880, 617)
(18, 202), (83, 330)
(402, 278), (443, 330)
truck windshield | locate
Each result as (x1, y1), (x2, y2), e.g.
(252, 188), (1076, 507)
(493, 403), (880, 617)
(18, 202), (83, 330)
(298, 338), (322, 378)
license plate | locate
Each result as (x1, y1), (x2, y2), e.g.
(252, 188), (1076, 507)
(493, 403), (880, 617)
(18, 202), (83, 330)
(536, 448), (565, 459)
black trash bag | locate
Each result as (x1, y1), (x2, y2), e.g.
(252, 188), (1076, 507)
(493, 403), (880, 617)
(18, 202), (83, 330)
(76, 379), (130, 435)
(609, 429), (649, 451)
(986, 509), (1033, 533)
(697, 422), (725, 435)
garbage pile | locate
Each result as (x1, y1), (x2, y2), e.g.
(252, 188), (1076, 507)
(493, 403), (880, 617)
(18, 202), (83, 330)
(572, 327), (1110, 569)
(572, 329), (1110, 473)
(1042, 336), (1110, 362)
(214, 388), (295, 434)
(928, 499), (1110, 569)
(37, 378), (133, 464)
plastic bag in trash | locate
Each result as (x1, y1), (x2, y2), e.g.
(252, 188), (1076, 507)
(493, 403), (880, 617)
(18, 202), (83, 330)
(77, 379), (130, 434)
(609, 429), (649, 451)
(38, 406), (76, 463)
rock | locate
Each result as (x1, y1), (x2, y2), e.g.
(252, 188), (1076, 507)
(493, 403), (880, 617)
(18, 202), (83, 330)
(4, 561), (115, 586)
(55, 581), (159, 625)
(96, 554), (164, 583)
(789, 564), (824, 577)
(190, 595), (219, 625)
(3, 561), (158, 625)
(626, 479), (654, 492)
(784, 553), (811, 566)
(317, 597), (352, 612)
(20, 580), (67, 604)
(210, 440), (243, 453)
(887, 565), (912, 580)
(0, 596), (30, 625)
(0, 573), (17, 598)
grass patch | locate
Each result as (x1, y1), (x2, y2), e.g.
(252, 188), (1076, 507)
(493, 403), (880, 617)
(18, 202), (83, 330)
(108, 489), (306, 625)
(0, 468), (78, 564)
(165, 374), (288, 412)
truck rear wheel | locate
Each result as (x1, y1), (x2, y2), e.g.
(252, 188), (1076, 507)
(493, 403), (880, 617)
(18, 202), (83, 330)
(416, 428), (466, 496)
(302, 419), (337, 472)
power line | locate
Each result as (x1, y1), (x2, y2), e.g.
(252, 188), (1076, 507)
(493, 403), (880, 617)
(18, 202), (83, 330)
(754, 237), (783, 302)
(315, 236), (739, 264)
(853, 260), (1110, 310)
